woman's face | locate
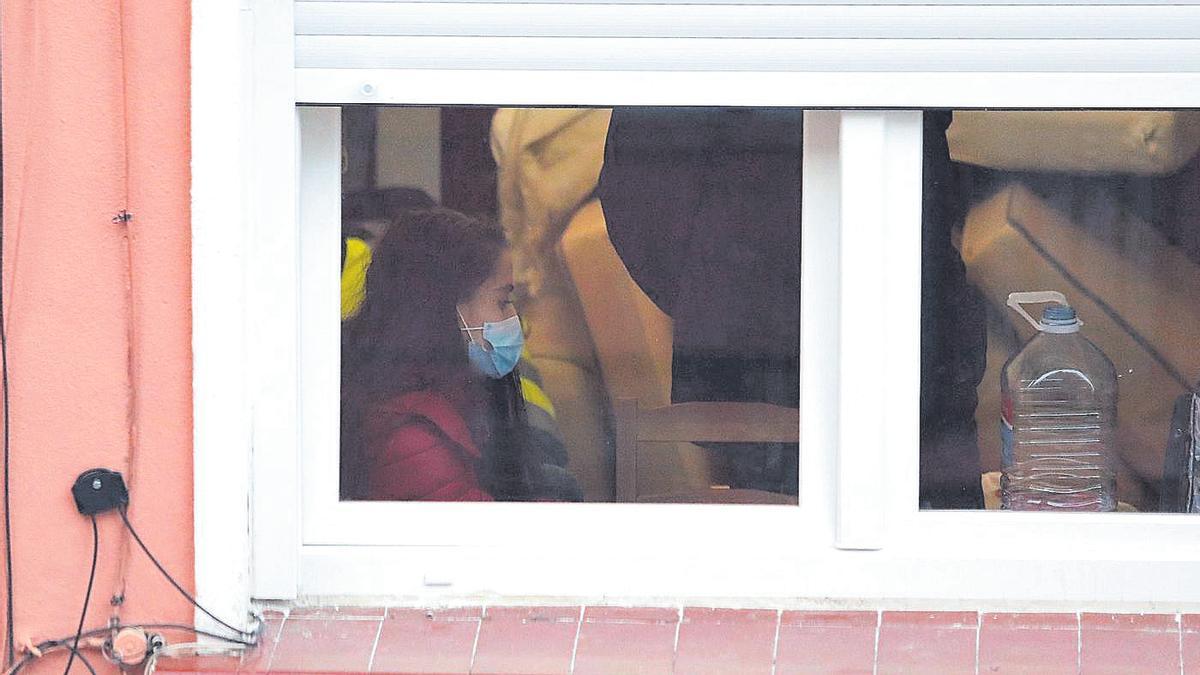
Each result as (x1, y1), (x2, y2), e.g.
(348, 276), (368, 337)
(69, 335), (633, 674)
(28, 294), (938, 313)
(457, 250), (516, 349)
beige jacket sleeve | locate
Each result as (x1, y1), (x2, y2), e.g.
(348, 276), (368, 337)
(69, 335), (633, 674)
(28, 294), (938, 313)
(491, 108), (612, 297)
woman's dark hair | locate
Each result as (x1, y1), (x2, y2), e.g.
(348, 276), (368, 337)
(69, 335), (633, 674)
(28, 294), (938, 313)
(340, 208), (537, 500)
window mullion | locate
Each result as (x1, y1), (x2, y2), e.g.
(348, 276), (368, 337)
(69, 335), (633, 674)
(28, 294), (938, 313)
(834, 111), (923, 549)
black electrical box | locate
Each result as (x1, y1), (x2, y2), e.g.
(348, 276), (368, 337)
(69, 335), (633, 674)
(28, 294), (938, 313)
(72, 468), (129, 516)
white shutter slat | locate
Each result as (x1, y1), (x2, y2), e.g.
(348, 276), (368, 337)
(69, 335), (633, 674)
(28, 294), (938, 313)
(296, 36), (1200, 72)
(297, 3), (1200, 40)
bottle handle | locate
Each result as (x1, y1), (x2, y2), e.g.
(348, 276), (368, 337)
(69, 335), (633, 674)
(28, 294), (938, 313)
(1006, 291), (1068, 332)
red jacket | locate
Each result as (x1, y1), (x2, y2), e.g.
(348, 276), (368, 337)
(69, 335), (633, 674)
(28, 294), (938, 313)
(362, 391), (493, 501)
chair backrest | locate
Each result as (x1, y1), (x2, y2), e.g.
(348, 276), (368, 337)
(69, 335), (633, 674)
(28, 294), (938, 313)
(613, 398), (801, 502)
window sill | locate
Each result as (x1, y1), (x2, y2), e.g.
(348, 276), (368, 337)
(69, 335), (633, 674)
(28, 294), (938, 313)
(153, 605), (1199, 673)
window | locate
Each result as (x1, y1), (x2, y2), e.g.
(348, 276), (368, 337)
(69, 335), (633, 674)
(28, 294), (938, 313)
(295, 104), (813, 576)
(335, 105), (801, 505)
(193, 0), (1200, 613)
(917, 110), (1200, 514)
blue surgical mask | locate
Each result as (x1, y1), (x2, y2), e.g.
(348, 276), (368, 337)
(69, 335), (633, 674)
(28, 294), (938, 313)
(458, 311), (524, 379)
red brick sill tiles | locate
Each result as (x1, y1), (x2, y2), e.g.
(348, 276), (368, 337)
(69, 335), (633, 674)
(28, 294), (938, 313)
(150, 608), (1195, 674)
(978, 612), (1078, 675)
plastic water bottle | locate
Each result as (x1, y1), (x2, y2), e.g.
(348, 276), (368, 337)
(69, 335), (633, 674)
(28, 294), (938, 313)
(1000, 291), (1118, 512)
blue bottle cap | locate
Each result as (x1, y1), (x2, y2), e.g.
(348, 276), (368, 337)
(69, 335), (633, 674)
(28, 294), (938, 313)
(1041, 303), (1078, 325)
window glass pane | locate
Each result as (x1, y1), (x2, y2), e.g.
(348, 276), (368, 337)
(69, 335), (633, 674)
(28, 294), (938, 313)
(338, 105), (802, 504)
(920, 109), (1200, 513)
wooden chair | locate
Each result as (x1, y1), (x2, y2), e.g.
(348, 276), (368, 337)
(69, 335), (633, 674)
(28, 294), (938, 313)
(613, 398), (801, 504)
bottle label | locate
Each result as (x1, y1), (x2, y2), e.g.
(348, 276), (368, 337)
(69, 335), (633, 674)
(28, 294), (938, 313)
(1001, 392), (1015, 469)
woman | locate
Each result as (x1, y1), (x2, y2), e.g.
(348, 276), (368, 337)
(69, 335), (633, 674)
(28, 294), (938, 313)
(340, 208), (581, 502)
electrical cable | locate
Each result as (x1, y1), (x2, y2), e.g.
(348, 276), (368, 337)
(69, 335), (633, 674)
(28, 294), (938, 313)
(117, 508), (256, 639)
(4, 621), (255, 675)
(6, 633), (104, 675)
(58, 647), (97, 675)
(53, 623), (255, 648)
(7, 643), (98, 675)
(8, 619), (255, 672)
(0, 4), (48, 658)
(144, 640), (248, 675)
(0, 16), (14, 665)
(110, 0), (139, 616)
(129, 624), (256, 647)
(1, 5), (50, 660)
(62, 517), (98, 675)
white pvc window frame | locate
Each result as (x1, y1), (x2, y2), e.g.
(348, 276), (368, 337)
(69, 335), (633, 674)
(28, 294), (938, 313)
(193, 0), (1200, 625)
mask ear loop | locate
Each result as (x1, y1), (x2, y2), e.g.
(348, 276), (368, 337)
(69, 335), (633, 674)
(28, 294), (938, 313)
(457, 307), (491, 351)
(456, 308), (476, 343)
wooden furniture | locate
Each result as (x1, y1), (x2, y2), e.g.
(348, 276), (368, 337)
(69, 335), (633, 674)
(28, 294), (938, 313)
(613, 398), (800, 504)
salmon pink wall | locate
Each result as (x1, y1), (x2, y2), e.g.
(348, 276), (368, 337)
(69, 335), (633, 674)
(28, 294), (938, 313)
(1, 0), (193, 669)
